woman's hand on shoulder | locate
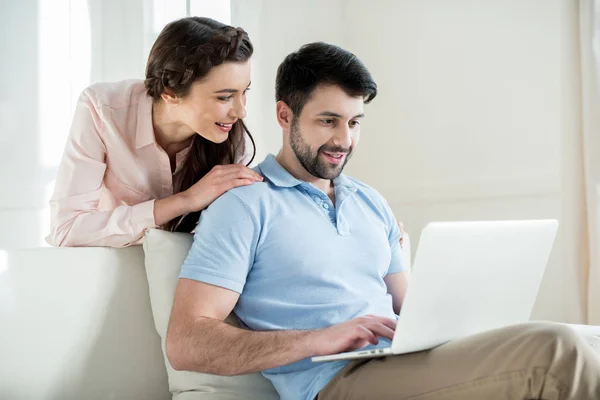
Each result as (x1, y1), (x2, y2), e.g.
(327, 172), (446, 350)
(181, 164), (264, 212)
(398, 220), (405, 247)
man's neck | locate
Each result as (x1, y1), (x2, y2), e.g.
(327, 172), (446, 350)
(275, 149), (335, 198)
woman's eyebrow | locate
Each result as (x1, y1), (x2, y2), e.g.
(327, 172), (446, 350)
(214, 81), (251, 94)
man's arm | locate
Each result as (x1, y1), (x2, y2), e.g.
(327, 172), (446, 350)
(384, 271), (411, 315)
(166, 278), (397, 376)
(166, 278), (312, 375)
(381, 198), (410, 314)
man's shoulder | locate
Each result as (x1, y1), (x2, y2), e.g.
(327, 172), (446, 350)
(228, 179), (273, 199)
(345, 175), (386, 200)
(343, 175), (394, 217)
(215, 181), (274, 213)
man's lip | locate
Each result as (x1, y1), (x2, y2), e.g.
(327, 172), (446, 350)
(322, 151), (347, 157)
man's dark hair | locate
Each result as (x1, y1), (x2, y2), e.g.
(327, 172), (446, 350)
(275, 42), (377, 116)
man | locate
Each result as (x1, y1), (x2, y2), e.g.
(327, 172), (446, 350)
(166, 42), (600, 400)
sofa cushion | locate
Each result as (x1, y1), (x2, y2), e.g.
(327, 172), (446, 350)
(142, 228), (280, 400)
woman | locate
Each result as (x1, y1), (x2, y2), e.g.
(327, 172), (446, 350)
(47, 17), (263, 247)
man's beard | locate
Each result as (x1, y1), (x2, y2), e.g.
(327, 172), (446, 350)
(289, 118), (352, 180)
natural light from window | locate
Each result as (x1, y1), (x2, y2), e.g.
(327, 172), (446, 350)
(191, 0), (231, 25)
(152, 0), (230, 34)
(39, 0), (91, 168)
(0, 250), (6, 275)
(152, 0), (187, 33)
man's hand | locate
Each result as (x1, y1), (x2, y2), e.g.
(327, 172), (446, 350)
(308, 315), (396, 356)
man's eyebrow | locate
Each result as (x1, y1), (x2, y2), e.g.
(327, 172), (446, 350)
(316, 111), (365, 119)
(214, 82), (252, 94)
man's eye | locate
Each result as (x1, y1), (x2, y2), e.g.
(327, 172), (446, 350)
(218, 96), (233, 101)
(350, 120), (360, 127)
(322, 119), (334, 125)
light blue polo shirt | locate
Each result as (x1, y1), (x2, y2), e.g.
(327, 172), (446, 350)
(180, 154), (407, 400)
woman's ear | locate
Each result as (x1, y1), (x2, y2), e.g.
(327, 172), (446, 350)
(160, 88), (181, 106)
(276, 101), (294, 131)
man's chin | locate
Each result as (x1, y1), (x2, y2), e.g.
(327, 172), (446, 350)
(316, 165), (345, 180)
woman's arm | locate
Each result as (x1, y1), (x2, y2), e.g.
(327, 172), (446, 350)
(48, 90), (263, 247)
(48, 89), (161, 247)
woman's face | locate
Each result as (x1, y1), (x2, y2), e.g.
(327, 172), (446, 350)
(176, 60), (251, 143)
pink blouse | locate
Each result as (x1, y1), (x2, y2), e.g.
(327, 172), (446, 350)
(47, 79), (253, 248)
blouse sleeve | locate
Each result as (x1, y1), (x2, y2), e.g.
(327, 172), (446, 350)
(46, 89), (157, 248)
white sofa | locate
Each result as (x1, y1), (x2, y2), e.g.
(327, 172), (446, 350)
(0, 236), (411, 400)
(3, 236), (600, 400)
(0, 246), (170, 400)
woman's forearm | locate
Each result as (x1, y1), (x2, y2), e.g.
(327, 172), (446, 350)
(153, 192), (192, 226)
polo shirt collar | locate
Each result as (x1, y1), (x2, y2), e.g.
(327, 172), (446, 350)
(257, 154), (357, 192)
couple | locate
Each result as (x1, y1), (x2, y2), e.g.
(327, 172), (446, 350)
(49, 17), (600, 400)
(166, 37), (600, 400)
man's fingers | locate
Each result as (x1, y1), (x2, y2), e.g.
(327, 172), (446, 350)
(378, 317), (397, 331)
(366, 316), (397, 331)
(365, 322), (395, 340)
(357, 326), (379, 345)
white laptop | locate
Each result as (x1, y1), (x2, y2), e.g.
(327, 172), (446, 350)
(312, 219), (559, 363)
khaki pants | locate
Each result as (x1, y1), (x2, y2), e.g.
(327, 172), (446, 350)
(318, 322), (600, 400)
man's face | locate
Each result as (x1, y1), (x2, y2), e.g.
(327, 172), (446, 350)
(289, 85), (364, 180)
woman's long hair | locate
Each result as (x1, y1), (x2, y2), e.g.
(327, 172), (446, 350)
(144, 17), (255, 232)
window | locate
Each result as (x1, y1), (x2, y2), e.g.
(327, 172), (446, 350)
(144, 0), (231, 61)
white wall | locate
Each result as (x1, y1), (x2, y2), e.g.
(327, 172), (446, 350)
(232, 0), (345, 163)
(1, 0), (586, 322)
(234, 0), (587, 323)
(0, 0), (147, 250)
(0, 0), (51, 250)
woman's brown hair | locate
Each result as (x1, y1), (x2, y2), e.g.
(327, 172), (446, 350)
(144, 17), (255, 232)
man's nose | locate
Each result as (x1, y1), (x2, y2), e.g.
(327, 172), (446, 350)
(333, 125), (353, 149)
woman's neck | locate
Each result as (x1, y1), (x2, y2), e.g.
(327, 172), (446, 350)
(152, 100), (195, 157)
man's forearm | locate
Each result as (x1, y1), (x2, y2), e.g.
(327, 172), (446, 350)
(167, 316), (315, 376)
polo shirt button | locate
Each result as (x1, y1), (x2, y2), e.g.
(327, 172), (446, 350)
(322, 203), (330, 210)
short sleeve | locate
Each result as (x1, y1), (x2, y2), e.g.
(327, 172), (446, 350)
(179, 191), (260, 293)
(382, 199), (408, 275)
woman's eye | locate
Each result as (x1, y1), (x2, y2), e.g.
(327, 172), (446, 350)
(218, 95), (233, 101)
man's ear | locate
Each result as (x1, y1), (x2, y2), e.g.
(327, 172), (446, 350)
(276, 101), (294, 131)
(160, 88), (181, 106)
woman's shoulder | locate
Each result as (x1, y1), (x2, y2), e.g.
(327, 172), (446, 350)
(82, 79), (149, 110)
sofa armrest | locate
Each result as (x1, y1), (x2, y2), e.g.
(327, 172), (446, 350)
(0, 246), (169, 400)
